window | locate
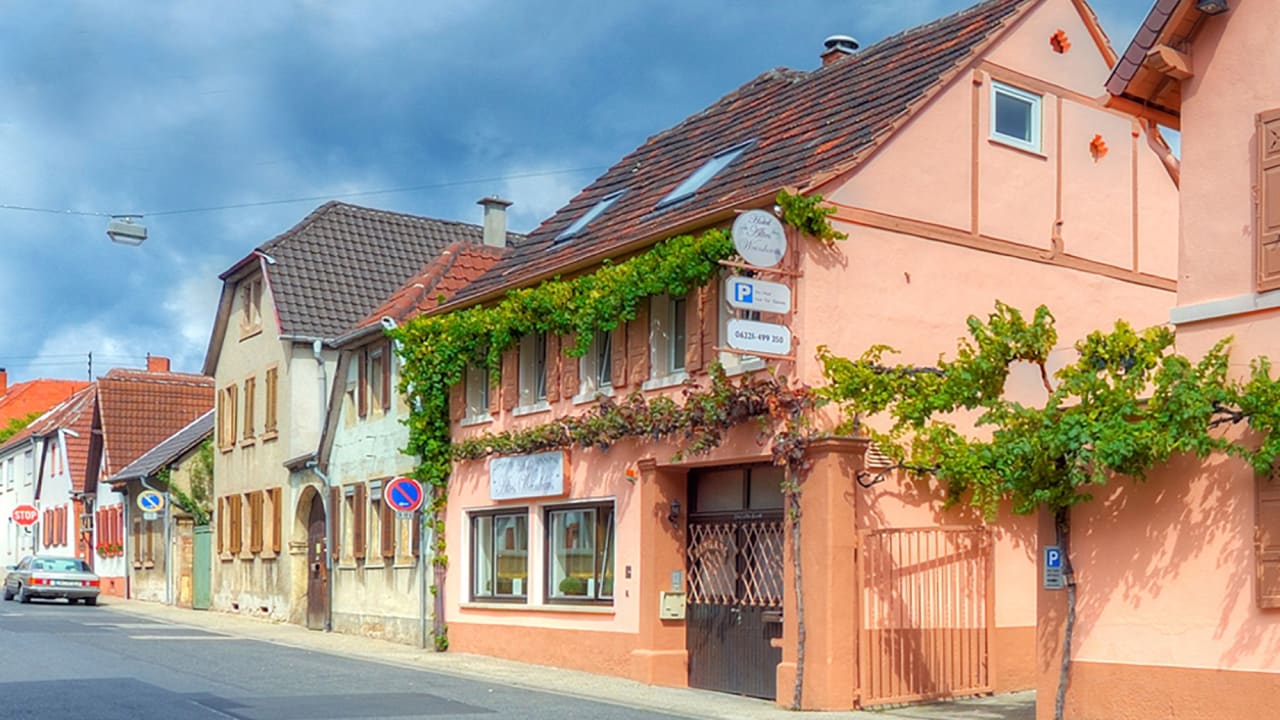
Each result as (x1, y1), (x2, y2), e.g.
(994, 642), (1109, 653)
(242, 376), (256, 440)
(368, 346), (387, 417)
(465, 363), (490, 420)
(264, 367), (279, 436)
(248, 491), (264, 553)
(343, 359), (359, 426)
(577, 330), (613, 399)
(648, 294), (688, 383)
(341, 485), (357, 564)
(22, 450), (32, 486)
(472, 510), (529, 601)
(240, 277), (263, 336)
(990, 81), (1042, 153)
(546, 503), (615, 603)
(267, 487), (282, 555)
(218, 385), (238, 450)
(368, 480), (385, 565)
(518, 332), (548, 408)
(555, 190), (626, 243)
(658, 141), (753, 208)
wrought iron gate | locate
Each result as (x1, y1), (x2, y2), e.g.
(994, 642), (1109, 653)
(858, 527), (992, 707)
(686, 515), (784, 699)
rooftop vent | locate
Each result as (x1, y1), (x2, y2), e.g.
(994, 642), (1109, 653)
(822, 35), (860, 66)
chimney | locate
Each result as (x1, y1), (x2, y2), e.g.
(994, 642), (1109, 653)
(477, 196), (513, 249)
(146, 355), (171, 373)
(0, 368), (6, 395)
(821, 35), (860, 66)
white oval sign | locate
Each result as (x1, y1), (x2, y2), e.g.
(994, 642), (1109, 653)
(726, 318), (792, 356)
(731, 209), (787, 268)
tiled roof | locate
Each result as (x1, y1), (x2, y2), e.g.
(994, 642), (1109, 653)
(1105, 0), (1181, 98)
(16, 384), (98, 492)
(96, 368), (214, 478)
(238, 201), (523, 339)
(109, 409), (213, 484)
(350, 242), (507, 336)
(0, 379), (89, 427)
(443, 0), (1033, 309)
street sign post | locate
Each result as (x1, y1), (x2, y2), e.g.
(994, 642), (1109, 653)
(137, 490), (166, 514)
(385, 476), (425, 515)
(11, 505), (37, 527)
(725, 276), (792, 314)
(726, 318), (793, 355)
(1043, 545), (1065, 590)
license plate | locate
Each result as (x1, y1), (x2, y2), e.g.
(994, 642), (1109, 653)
(52, 580), (79, 587)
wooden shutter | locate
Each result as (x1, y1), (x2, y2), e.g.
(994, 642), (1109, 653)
(1257, 472), (1280, 608)
(382, 340), (393, 412)
(243, 376), (256, 439)
(1258, 110), (1280, 292)
(249, 491), (264, 553)
(628, 303), (650, 382)
(686, 283), (705, 373)
(561, 334), (580, 395)
(449, 382), (466, 422)
(353, 484), (367, 560)
(217, 499), (225, 554)
(380, 500), (395, 559)
(357, 349), (369, 418)
(545, 333), (561, 403)
(610, 323), (628, 388)
(265, 367), (279, 433)
(229, 497), (242, 554)
(700, 279), (719, 366)
(486, 362), (500, 415)
(270, 487), (282, 554)
(230, 387), (238, 444)
(501, 348), (518, 412)
(329, 486), (341, 560)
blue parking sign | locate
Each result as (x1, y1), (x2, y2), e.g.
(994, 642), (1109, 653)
(734, 281), (754, 304)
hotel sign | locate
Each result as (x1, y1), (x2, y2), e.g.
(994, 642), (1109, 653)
(731, 209), (787, 268)
(489, 451), (568, 501)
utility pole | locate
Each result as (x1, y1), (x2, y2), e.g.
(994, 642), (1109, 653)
(87, 352), (92, 381)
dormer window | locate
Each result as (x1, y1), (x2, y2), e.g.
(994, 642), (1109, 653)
(656, 140), (754, 209)
(555, 191), (626, 244)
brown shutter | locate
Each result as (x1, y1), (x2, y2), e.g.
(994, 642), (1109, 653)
(629, 303), (651, 383)
(250, 491), (264, 553)
(329, 486), (341, 560)
(545, 333), (561, 403)
(561, 334), (579, 395)
(449, 382), (466, 422)
(353, 484), (367, 560)
(217, 499), (225, 554)
(686, 285), (705, 373)
(270, 487), (282, 554)
(381, 500), (395, 559)
(610, 323), (628, 388)
(358, 350), (369, 418)
(701, 279), (719, 366)
(229, 497), (242, 554)
(1257, 472), (1280, 608)
(382, 340), (393, 412)
(1258, 110), (1280, 292)
(486, 365), (500, 415)
(501, 348), (518, 412)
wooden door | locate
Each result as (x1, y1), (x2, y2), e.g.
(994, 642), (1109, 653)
(306, 498), (329, 630)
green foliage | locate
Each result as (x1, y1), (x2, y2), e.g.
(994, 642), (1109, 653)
(820, 302), (1272, 519)
(0, 412), (40, 444)
(163, 439), (215, 526)
(391, 191), (840, 649)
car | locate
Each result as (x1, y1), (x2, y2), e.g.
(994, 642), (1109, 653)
(3, 556), (100, 605)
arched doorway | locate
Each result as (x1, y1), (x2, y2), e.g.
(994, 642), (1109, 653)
(296, 488), (328, 630)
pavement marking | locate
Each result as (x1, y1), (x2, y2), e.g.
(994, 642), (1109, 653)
(128, 634), (238, 640)
(1, 612), (25, 617)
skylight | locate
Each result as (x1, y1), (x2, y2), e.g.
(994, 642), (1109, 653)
(554, 190), (626, 243)
(656, 140), (754, 209)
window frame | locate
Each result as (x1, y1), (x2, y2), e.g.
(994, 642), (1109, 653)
(239, 277), (263, 337)
(554, 190), (626, 244)
(576, 329), (613, 401)
(657, 140), (754, 209)
(470, 508), (530, 603)
(989, 80), (1042, 154)
(264, 366), (279, 437)
(544, 501), (616, 605)
(517, 332), (548, 409)
(464, 362), (491, 421)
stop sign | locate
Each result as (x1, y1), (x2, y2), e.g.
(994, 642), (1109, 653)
(11, 505), (37, 526)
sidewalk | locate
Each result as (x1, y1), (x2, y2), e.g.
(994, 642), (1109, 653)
(103, 598), (1034, 720)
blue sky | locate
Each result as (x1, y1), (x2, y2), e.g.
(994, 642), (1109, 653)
(0, 0), (1153, 383)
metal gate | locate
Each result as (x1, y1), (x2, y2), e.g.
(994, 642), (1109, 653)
(858, 527), (992, 707)
(686, 515), (785, 699)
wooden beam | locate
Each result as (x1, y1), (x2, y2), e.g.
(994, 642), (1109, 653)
(1145, 44), (1193, 81)
(1104, 94), (1181, 131)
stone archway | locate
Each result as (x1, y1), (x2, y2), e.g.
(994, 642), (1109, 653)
(291, 485), (327, 629)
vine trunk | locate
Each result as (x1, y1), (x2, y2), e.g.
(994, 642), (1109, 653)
(786, 468), (806, 710)
(1053, 507), (1075, 720)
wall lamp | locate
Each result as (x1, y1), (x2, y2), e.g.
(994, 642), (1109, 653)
(668, 499), (681, 528)
(1196, 0), (1229, 15)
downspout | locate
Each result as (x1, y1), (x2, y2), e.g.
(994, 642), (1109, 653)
(140, 473), (172, 606)
(311, 339), (334, 632)
(57, 429), (76, 560)
(381, 316), (429, 651)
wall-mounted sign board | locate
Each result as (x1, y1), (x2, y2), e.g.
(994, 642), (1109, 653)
(489, 451), (568, 501)
(731, 209), (787, 268)
(727, 318), (793, 356)
(725, 276), (792, 314)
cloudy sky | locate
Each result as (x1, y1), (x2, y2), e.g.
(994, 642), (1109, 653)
(0, 0), (1151, 383)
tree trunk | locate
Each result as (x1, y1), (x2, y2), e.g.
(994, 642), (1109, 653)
(787, 467), (806, 710)
(1054, 507), (1076, 720)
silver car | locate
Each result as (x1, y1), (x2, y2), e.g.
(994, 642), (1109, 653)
(3, 556), (101, 605)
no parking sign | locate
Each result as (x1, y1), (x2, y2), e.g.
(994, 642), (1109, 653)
(385, 476), (424, 515)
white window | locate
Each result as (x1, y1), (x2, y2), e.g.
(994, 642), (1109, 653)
(367, 346), (386, 417)
(647, 294), (688, 387)
(576, 330), (613, 400)
(464, 363), (491, 420)
(343, 360), (359, 426)
(471, 510), (529, 601)
(23, 450), (32, 487)
(546, 503), (615, 603)
(517, 332), (548, 409)
(990, 81), (1042, 153)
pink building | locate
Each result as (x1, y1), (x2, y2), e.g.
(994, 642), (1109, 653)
(1034, 1), (1280, 717)
(429, 0), (1179, 709)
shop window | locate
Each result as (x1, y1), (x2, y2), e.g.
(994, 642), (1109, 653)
(472, 510), (529, 601)
(576, 330), (613, 400)
(990, 81), (1042, 153)
(518, 332), (548, 409)
(546, 503), (615, 603)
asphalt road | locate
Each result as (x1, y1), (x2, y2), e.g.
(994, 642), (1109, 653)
(0, 600), (686, 720)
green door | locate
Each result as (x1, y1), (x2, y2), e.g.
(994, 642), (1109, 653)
(193, 526), (212, 610)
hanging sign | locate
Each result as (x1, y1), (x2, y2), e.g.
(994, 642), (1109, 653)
(731, 209), (787, 268)
(726, 318), (793, 355)
(725, 276), (792, 314)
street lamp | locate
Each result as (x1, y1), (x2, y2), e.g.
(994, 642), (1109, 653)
(106, 216), (147, 246)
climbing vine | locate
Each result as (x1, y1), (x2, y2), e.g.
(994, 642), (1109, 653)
(391, 190), (839, 654)
(818, 301), (1280, 720)
(160, 439), (215, 527)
